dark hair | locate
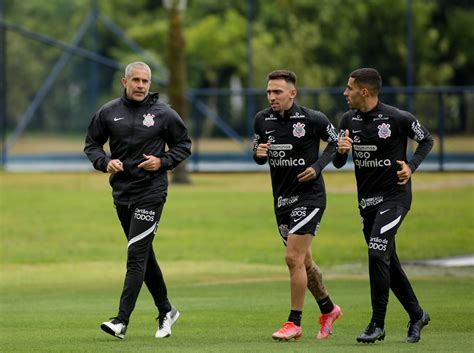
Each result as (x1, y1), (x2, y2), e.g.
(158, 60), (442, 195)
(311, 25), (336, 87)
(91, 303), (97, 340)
(350, 68), (382, 94)
(267, 70), (297, 85)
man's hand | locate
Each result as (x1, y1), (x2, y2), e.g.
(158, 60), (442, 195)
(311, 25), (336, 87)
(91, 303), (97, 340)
(297, 167), (316, 182)
(107, 159), (124, 174)
(337, 129), (353, 154)
(396, 160), (412, 185)
(256, 142), (271, 158)
(137, 154), (162, 171)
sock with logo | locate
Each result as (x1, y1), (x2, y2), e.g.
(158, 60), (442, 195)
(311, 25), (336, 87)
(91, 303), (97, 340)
(288, 310), (302, 326)
(317, 296), (334, 314)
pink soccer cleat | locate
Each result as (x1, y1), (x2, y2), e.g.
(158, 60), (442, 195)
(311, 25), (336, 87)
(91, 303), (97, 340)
(272, 321), (302, 341)
(316, 304), (342, 339)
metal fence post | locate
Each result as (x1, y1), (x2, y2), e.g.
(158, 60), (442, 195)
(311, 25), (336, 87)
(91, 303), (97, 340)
(438, 92), (445, 171)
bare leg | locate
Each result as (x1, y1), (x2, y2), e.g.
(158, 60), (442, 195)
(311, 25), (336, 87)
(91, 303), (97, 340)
(305, 249), (329, 301)
(286, 234), (313, 310)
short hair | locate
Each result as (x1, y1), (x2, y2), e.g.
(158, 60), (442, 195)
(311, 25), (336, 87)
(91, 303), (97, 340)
(124, 61), (151, 79)
(350, 68), (382, 94)
(267, 70), (297, 86)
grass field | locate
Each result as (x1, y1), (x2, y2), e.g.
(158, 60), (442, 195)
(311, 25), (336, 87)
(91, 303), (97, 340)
(1, 171), (473, 352)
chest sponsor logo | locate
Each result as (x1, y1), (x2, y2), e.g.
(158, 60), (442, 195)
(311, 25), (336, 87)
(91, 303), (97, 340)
(374, 114), (389, 121)
(113, 116), (125, 122)
(269, 144), (293, 150)
(359, 196), (384, 209)
(143, 113), (155, 127)
(352, 115), (362, 121)
(377, 123), (391, 139)
(265, 114), (277, 120)
(290, 112), (305, 119)
(353, 145), (377, 151)
(292, 122), (306, 138)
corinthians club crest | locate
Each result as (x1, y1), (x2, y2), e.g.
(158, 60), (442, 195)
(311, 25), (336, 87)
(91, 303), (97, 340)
(142, 113), (155, 127)
(377, 123), (391, 139)
(292, 122), (306, 138)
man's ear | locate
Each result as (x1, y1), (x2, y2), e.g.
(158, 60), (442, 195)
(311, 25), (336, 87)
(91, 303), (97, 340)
(121, 77), (127, 88)
(361, 87), (369, 97)
(290, 88), (297, 99)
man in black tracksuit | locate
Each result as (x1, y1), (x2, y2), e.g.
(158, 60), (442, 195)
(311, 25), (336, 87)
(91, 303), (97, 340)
(333, 68), (433, 344)
(84, 61), (191, 340)
(254, 70), (342, 341)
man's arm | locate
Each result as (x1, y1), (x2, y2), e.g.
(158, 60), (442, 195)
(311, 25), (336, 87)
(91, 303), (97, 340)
(253, 115), (268, 165)
(333, 116), (351, 169)
(403, 113), (434, 173)
(84, 111), (111, 172)
(160, 109), (192, 170)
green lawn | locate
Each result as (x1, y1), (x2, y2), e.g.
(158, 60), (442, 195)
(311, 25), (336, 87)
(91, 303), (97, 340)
(0, 172), (473, 352)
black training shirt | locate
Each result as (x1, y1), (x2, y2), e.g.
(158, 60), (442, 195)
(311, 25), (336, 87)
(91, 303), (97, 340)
(253, 103), (338, 210)
(84, 92), (191, 205)
(333, 101), (433, 212)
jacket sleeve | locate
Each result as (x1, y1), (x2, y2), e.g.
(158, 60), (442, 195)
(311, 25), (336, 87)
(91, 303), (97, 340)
(333, 114), (349, 169)
(252, 113), (267, 165)
(84, 111), (111, 172)
(309, 112), (338, 178)
(400, 112), (434, 173)
(160, 109), (192, 170)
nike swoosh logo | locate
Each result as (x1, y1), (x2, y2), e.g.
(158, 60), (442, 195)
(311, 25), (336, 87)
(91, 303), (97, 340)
(265, 130), (276, 134)
(114, 117), (125, 121)
(293, 217), (303, 222)
(352, 130), (362, 133)
(380, 209), (390, 214)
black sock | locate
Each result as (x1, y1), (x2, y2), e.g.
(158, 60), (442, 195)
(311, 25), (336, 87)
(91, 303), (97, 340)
(288, 310), (302, 326)
(409, 308), (424, 322)
(317, 296), (334, 314)
(372, 319), (384, 329)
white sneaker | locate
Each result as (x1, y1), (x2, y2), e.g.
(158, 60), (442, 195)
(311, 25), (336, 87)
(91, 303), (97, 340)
(155, 306), (180, 338)
(101, 318), (127, 339)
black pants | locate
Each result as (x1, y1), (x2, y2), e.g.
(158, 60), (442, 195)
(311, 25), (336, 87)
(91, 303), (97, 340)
(115, 198), (171, 324)
(361, 205), (422, 326)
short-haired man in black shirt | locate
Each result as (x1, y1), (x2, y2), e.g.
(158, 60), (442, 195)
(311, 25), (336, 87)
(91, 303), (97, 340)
(254, 70), (342, 341)
(85, 61), (191, 339)
(334, 68), (433, 344)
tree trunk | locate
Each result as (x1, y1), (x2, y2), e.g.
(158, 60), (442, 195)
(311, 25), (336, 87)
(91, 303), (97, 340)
(168, 4), (191, 184)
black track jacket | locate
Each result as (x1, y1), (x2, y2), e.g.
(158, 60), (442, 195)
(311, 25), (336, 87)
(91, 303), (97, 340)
(333, 101), (433, 212)
(84, 92), (192, 205)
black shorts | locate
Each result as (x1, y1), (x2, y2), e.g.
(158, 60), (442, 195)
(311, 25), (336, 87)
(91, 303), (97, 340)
(275, 202), (325, 246)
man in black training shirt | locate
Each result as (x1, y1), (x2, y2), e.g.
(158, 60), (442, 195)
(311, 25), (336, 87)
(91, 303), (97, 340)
(334, 68), (433, 344)
(254, 70), (342, 341)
